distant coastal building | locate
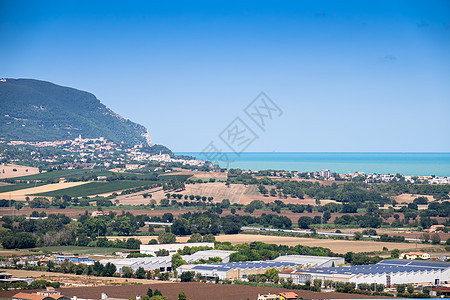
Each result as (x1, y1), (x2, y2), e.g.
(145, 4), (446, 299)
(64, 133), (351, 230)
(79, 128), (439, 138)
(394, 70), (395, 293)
(319, 169), (331, 178)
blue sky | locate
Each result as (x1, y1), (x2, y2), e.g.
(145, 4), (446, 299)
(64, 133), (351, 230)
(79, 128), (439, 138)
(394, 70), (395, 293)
(1, 0), (449, 152)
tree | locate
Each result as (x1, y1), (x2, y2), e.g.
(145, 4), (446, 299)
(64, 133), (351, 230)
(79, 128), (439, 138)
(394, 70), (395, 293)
(178, 292), (187, 300)
(322, 211), (331, 223)
(172, 219), (191, 236)
(298, 216), (313, 229)
(153, 289), (163, 296)
(1, 232), (37, 249)
(171, 253), (187, 269)
(180, 271), (195, 282)
(431, 233), (441, 244)
(102, 262), (116, 277)
(222, 221), (240, 234)
(353, 232), (363, 240)
(155, 249), (170, 257)
(264, 268), (279, 283)
(202, 234), (215, 242)
(146, 288), (153, 297)
(136, 267), (146, 279)
(396, 284), (405, 293)
(158, 233), (176, 244)
(122, 266), (134, 278)
(188, 233), (202, 243)
(390, 249), (400, 258)
(407, 285), (414, 294)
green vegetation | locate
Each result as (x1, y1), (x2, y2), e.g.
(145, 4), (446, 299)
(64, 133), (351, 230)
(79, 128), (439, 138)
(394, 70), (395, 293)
(0, 78), (150, 145)
(35, 180), (158, 197)
(0, 182), (46, 193)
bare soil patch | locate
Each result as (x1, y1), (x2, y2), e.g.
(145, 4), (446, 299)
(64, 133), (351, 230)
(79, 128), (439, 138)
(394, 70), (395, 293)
(0, 164), (39, 179)
(0, 269), (165, 287)
(213, 234), (442, 254)
(0, 281), (386, 299)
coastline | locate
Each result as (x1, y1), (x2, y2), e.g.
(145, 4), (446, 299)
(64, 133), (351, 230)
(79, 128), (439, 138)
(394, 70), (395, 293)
(176, 152), (450, 177)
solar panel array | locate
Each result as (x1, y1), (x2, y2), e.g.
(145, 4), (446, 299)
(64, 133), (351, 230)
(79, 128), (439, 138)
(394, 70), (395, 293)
(191, 260), (299, 272)
(300, 260), (450, 276)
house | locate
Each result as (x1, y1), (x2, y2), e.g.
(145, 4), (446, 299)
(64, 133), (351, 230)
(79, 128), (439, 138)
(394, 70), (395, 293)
(277, 292), (298, 300)
(425, 225), (445, 233)
(430, 287), (450, 297)
(12, 288), (70, 300)
(399, 252), (431, 260)
(91, 211), (104, 217)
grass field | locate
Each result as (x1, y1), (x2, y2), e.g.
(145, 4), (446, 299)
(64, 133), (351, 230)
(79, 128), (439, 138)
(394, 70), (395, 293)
(0, 182), (46, 193)
(14, 169), (113, 181)
(0, 182), (89, 201)
(35, 180), (159, 197)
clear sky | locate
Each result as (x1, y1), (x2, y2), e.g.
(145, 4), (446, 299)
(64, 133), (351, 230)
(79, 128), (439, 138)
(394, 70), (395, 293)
(1, 1), (449, 152)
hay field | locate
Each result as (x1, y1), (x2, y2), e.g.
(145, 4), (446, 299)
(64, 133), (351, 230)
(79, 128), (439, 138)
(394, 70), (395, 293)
(214, 234), (441, 254)
(394, 193), (434, 204)
(0, 164), (39, 179)
(0, 182), (88, 201)
(109, 233), (441, 254)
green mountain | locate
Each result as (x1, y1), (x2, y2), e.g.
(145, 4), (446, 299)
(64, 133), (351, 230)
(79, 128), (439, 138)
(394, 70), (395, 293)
(0, 78), (152, 146)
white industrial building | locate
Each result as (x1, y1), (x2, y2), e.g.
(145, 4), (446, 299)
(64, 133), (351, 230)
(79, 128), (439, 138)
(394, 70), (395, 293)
(273, 255), (344, 268)
(181, 250), (236, 264)
(140, 242), (214, 256)
(100, 249), (233, 274)
(279, 259), (450, 287)
(176, 255), (343, 280)
(99, 257), (173, 273)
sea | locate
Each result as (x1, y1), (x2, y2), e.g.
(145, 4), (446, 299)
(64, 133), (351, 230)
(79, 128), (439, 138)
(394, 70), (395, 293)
(176, 152), (450, 177)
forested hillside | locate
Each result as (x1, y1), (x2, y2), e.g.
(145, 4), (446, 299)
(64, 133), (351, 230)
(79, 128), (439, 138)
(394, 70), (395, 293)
(0, 78), (152, 145)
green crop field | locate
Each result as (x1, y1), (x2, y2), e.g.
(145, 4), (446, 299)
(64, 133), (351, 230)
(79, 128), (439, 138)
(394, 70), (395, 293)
(14, 169), (112, 181)
(0, 182), (46, 193)
(158, 174), (192, 181)
(35, 180), (158, 197)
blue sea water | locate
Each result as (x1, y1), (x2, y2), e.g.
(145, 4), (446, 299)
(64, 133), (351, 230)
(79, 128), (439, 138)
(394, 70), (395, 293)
(176, 152), (450, 177)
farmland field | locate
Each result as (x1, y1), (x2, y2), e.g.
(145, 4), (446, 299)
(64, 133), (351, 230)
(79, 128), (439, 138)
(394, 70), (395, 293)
(0, 182), (88, 201)
(0, 281), (385, 299)
(13, 169), (112, 181)
(0, 164), (39, 179)
(35, 180), (159, 197)
(0, 182), (46, 193)
(116, 233), (442, 254)
(37, 246), (128, 255)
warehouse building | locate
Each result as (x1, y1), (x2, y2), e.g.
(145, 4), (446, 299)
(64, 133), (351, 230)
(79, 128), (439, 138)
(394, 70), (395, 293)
(181, 250), (236, 264)
(176, 255), (341, 280)
(140, 242), (214, 256)
(279, 259), (450, 286)
(100, 257), (173, 273)
(100, 249), (234, 274)
(273, 255), (344, 268)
